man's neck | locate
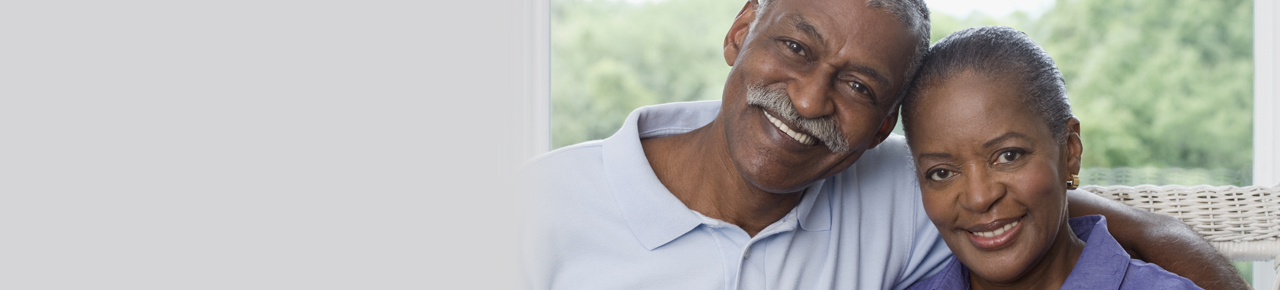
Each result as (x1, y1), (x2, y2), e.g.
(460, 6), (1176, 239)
(641, 118), (805, 237)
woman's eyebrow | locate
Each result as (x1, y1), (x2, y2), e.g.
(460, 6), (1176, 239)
(916, 152), (953, 163)
(982, 132), (1032, 149)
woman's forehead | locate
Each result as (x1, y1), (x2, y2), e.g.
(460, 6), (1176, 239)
(908, 71), (1052, 147)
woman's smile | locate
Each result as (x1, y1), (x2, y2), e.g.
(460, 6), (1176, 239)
(963, 215), (1025, 250)
(906, 68), (1082, 284)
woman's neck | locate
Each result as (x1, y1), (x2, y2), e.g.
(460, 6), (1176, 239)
(970, 218), (1087, 290)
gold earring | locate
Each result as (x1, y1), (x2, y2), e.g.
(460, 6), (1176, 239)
(1066, 174), (1080, 190)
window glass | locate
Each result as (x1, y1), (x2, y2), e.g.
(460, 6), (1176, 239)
(550, 0), (738, 149)
(552, 0), (1255, 281)
(552, 0), (1254, 188)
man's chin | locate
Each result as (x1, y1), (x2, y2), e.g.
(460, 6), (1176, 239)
(744, 175), (821, 195)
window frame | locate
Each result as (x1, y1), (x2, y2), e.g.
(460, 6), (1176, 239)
(521, 0), (1280, 286)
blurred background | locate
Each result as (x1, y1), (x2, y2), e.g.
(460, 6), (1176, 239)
(550, 0), (1254, 187)
(551, 0), (1257, 280)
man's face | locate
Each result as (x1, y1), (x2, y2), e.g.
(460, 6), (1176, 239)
(720, 0), (919, 193)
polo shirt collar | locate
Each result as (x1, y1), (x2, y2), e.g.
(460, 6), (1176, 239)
(795, 179), (831, 231)
(1061, 215), (1129, 289)
(603, 101), (832, 250)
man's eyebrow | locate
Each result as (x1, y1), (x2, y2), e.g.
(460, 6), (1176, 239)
(983, 132), (1032, 149)
(788, 14), (826, 47)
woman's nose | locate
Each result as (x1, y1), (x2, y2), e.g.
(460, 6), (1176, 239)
(959, 169), (1005, 213)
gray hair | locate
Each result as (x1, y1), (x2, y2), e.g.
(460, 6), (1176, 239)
(901, 25), (1073, 143)
(746, 84), (850, 153)
(754, 0), (931, 106)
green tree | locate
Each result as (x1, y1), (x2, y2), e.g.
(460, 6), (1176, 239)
(551, 0), (742, 148)
(552, 0), (1255, 186)
(1036, 0), (1253, 178)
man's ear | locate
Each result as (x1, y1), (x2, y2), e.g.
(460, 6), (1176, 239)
(1063, 116), (1083, 175)
(867, 108), (899, 150)
(724, 1), (758, 66)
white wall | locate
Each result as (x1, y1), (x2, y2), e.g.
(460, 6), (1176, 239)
(2, 1), (528, 288)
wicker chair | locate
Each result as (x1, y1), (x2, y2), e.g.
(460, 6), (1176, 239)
(1081, 184), (1280, 290)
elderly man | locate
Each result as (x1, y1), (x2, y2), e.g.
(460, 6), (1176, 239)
(521, 0), (1247, 289)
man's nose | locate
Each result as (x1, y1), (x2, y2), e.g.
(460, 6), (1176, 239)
(786, 69), (836, 118)
(959, 168), (1005, 213)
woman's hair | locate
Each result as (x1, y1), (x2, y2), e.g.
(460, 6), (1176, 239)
(902, 25), (1073, 143)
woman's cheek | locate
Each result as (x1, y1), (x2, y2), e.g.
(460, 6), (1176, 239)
(920, 188), (954, 228)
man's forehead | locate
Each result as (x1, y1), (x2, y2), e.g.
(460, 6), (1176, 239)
(760, 0), (909, 41)
(758, 0), (916, 84)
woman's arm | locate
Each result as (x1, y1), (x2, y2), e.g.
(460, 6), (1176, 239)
(1067, 189), (1249, 290)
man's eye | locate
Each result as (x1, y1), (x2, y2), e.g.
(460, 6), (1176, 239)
(927, 169), (954, 181)
(784, 40), (806, 56)
(995, 150), (1024, 164)
(848, 82), (872, 96)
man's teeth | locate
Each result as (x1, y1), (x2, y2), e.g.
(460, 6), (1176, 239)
(763, 111), (816, 145)
(971, 220), (1019, 238)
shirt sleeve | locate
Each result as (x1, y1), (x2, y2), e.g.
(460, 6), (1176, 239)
(893, 182), (954, 290)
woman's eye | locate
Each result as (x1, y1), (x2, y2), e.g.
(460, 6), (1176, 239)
(784, 40), (806, 56)
(995, 150), (1024, 164)
(927, 169), (954, 181)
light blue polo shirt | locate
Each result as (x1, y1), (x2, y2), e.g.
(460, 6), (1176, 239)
(521, 101), (951, 290)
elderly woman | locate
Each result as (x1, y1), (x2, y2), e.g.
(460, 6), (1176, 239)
(900, 26), (1201, 290)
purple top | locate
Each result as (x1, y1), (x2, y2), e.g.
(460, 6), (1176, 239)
(906, 215), (1203, 290)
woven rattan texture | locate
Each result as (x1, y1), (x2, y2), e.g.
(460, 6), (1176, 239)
(1081, 184), (1280, 242)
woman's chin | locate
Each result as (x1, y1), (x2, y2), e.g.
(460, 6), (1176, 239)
(968, 264), (1031, 285)
(956, 250), (1037, 284)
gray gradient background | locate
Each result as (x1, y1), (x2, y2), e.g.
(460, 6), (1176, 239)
(2, 1), (524, 288)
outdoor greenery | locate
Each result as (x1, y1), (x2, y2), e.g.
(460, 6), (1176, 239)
(551, 0), (739, 148)
(551, 0), (1254, 185)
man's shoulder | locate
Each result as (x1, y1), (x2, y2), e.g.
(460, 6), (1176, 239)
(522, 140), (606, 174)
(859, 134), (913, 169)
(843, 134), (917, 185)
(518, 140), (611, 200)
(519, 139), (626, 242)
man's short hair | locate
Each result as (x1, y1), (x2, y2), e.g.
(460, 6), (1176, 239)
(754, 0), (931, 106)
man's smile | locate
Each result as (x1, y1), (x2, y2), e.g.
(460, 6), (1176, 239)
(763, 109), (818, 146)
(744, 84), (852, 153)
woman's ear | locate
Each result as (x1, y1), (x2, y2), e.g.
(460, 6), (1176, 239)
(724, 1), (758, 66)
(1063, 116), (1083, 176)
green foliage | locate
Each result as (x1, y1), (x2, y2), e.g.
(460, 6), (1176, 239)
(928, 10), (1037, 43)
(1036, 0), (1253, 177)
(552, 0), (1255, 184)
(1234, 261), (1253, 283)
(551, 0), (741, 148)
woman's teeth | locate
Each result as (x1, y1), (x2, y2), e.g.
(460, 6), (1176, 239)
(971, 220), (1019, 238)
(764, 111), (816, 145)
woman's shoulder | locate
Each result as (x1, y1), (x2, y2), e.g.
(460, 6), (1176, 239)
(903, 256), (968, 290)
(1066, 215), (1202, 290)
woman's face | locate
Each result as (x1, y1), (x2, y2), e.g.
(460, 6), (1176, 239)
(906, 70), (1081, 283)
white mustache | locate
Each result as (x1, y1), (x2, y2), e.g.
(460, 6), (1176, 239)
(745, 85), (850, 153)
